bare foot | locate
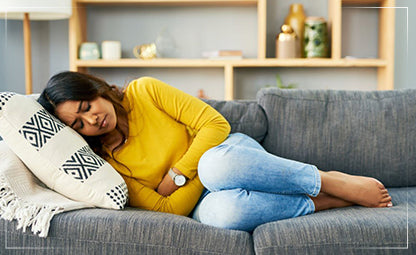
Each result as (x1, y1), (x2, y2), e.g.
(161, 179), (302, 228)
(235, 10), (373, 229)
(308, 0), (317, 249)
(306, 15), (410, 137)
(319, 171), (393, 208)
(310, 192), (354, 211)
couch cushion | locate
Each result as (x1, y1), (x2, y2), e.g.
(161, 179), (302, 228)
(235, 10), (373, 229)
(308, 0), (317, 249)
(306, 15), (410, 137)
(257, 88), (416, 187)
(204, 99), (267, 142)
(253, 187), (415, 255)
(1, 209), (254, 255)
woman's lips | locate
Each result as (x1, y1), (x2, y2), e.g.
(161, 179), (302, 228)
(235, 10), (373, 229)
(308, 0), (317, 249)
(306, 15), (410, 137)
(100, 115), (107, 129)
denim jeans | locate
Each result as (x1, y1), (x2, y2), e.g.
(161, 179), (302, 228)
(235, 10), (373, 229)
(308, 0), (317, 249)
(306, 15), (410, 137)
(192, 133), (321, 232)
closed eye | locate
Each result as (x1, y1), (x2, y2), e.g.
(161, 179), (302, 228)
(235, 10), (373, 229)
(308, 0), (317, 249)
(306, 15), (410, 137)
(72, 119), (84, 130)
(84, 102), (91, 112)
(77, 102), (90, 129)
(70, 101), (90, 129)
(78, 102), (90, 129)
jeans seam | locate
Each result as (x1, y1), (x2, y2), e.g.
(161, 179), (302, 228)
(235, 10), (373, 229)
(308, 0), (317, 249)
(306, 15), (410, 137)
(306, 195), (315, 213)
(310, 165), (321, 197)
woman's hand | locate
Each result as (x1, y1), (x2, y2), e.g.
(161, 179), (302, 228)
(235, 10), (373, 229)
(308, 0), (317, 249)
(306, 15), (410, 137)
(156, 167), (184, 197)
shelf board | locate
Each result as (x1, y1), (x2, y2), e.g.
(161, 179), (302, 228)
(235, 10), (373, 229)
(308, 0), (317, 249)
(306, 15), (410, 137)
(342, 0), (385, 5)
(76, 0), (258, 6)
(75, 58), (387, 68)
(75, 58), (229, 67)
(233, 58), (387, 67)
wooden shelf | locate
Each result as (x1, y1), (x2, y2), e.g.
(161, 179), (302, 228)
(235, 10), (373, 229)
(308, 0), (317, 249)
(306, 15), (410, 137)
(342, 0), (388, 5)
(75, 58), (387, 68)
(233, 58), (387, 67)
(76, 0), (259, 6)
(76, 58), (230, 67)
(70, 0), (395, 100)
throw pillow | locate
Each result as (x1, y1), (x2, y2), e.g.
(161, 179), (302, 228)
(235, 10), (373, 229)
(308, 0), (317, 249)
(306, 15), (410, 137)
(203, 99), (268, 143)
(0, 92), (128, 209)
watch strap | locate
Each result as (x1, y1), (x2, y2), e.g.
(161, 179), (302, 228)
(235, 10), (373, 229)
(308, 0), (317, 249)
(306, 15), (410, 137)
(168, 168), (186, 186)
(168, 168), (177, 180)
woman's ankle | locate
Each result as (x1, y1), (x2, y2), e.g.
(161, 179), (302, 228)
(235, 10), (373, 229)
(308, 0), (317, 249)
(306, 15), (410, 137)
(310, 192), (353, 211)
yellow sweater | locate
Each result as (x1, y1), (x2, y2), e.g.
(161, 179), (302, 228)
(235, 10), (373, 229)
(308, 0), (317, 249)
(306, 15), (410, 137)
(106, 77), (231, 216)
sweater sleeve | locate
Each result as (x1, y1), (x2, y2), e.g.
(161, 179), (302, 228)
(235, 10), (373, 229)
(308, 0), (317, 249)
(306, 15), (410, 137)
(122, 174), (204, 216)
(129, 77), (231, 179)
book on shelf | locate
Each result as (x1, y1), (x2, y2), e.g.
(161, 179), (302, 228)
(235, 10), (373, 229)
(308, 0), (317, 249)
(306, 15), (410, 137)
(202, 50), (243, 59)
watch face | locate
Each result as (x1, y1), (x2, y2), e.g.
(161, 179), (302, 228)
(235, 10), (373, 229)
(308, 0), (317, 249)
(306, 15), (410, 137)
(174, 175), (186, 186)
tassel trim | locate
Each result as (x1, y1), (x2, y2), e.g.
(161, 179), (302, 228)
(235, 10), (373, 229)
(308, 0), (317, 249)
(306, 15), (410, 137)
(0, 175), (64, 237)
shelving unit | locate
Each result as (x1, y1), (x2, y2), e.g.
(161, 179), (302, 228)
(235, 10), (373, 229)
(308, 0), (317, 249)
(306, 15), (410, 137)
(69, 0), (395, 100)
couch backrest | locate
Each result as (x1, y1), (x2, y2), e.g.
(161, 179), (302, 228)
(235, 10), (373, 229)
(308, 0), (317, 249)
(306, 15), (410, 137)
(204, 99), (268, 143)
(257, 88), (416, 187)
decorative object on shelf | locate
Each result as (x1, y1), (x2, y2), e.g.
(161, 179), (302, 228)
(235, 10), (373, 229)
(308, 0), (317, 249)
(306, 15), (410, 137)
(0, 0), (72, 95)
(155, 28), (177, 58)
(133, 43), (157, 60)
(284, 3), (306, 58)
(265, 74), (297, 89)
(101, 41), (121, 60)
(79, 42), (100, 60)
(202, 50), (243, 59)
(304, 17), (329, 58)
(197, 89), (209, 99)
(275, 24), (299, 59)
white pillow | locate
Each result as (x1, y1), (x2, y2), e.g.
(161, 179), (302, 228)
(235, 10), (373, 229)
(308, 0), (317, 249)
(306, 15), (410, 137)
(0, 92), (128, 209)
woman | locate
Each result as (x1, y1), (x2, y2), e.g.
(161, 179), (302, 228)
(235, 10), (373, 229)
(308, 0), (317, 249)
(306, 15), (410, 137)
(38, 71), (393, 232)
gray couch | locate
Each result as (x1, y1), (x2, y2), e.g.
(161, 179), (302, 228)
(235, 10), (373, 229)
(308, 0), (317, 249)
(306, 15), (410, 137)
(1, 88), (415, 254)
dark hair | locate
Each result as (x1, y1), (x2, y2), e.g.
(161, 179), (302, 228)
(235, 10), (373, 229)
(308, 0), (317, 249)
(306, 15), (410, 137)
(38, 71), (129, 160)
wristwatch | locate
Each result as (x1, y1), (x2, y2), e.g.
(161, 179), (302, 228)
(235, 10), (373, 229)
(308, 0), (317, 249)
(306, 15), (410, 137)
(168, 168), (187, 187)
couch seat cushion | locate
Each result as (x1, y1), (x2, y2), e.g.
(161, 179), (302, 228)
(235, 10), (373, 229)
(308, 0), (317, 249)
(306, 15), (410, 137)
(253, 187), (415, 255)
(1, 209), (254, 255)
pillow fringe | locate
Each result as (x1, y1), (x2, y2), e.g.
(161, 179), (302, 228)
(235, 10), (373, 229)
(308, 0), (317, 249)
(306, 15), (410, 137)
(0, 175), (64, 237)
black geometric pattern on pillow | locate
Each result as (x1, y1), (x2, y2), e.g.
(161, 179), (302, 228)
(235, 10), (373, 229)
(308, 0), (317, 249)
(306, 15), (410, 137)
(18, 109), (65, 150)
(0, 92), (16, 111)
(106, 183), (128, 209)
(61, 146), (105, 182)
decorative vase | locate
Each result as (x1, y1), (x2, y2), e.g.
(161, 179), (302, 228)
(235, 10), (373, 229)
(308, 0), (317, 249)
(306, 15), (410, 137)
(284, 3), (306, 58)
(155, 28), (177, 58)
(304, 17), (329, 58)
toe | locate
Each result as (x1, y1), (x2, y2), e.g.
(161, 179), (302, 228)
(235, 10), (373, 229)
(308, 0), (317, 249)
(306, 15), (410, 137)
(385, 201), (393, 207)
(376, 182), (386, 190)
(381, 196), (392, 203)
(378, 201), (393, 208)
(382, 193), (390, 199)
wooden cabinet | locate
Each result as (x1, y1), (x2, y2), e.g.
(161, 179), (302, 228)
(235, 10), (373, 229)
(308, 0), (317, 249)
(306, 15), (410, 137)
(69, 0), (395, 100)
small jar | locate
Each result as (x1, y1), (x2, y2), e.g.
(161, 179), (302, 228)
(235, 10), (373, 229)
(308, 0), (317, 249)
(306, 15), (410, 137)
(101, 41), (121, 60)
(79, 42), (100, 60)
(276, 24), (299, 58)
(304, 17), (329, 58)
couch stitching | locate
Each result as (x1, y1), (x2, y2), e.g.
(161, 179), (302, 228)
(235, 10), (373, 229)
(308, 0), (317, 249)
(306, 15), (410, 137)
(259, 91), (412, 103)
(255, 241), (411, 252)
(1, 229), (250, 254)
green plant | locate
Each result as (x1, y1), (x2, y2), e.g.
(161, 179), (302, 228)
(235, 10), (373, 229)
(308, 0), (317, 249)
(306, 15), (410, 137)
(265, 74), (297, 89)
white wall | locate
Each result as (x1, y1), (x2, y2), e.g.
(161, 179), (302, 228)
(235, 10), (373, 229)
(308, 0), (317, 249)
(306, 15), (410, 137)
(395, 0), (414, 90)
(0, 0), (414, 99)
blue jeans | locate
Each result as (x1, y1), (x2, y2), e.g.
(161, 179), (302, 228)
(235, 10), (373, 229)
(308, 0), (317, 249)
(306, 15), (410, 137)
(192, 133), (321, 232)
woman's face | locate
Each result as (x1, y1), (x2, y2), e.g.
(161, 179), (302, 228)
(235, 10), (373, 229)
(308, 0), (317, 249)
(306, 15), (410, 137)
(55, 97), (117, 136)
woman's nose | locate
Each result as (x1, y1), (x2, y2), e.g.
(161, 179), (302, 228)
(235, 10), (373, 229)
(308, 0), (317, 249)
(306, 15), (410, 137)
(84, 114), (98, 125)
